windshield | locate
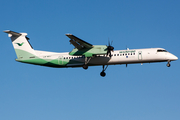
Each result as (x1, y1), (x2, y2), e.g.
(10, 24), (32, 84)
(157, 49), (168, 52)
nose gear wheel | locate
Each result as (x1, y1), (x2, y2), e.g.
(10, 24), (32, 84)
(167, 60), (171, 67)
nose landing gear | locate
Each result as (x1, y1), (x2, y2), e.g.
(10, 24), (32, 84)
(167, 60), (171, 67)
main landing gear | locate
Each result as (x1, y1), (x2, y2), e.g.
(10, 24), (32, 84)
(82, 56), (109, 77)
(83, 64), (88, 69)
(82, 57), (92, 70)
(100, 65), (108, 77)
(83, 64), (108, 77)
(167, 60), (171, 67)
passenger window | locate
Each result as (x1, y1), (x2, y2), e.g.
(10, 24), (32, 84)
(114, 54), (116, 56)
(117, 54), (119, 56)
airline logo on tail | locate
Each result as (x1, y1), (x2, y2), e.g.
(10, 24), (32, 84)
(16, 42), (24, 46)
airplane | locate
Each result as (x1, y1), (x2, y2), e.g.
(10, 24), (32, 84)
(4, 30), (178, 77)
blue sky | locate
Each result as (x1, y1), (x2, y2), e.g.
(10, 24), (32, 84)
(1, 0), (180, 120)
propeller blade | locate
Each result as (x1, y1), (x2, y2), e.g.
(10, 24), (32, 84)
(108, 40), (110, 46)
(111, 41), (113, 46)
(109, 51), (112, 58)
(106, 39), (114, 58)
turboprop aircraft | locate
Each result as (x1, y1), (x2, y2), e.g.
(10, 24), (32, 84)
(4, 30), (178, 77)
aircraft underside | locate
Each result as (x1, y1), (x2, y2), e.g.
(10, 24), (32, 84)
(16, 55), (174, 77)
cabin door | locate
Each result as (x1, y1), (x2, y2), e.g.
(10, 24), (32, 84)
(58, 56), (64, 65)
(138, 51), (142, 60)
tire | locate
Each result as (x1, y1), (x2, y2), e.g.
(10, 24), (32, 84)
(167, 63), (171, 67)
(100, 71), (106, 77)
(83, 64), (88, 69)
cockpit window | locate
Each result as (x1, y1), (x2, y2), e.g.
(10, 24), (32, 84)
(157, 49), (168, 52)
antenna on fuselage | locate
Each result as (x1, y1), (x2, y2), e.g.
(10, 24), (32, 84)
(126, 45), (129, 50)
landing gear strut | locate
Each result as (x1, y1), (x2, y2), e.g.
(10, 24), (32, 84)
(82, 57), (92, 70)
(100, 65), (108, 77)
(167, 60), (171, 67)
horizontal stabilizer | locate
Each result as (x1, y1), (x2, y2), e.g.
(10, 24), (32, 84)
(4, 30), (29, 40)
(4, 30), (22, 37)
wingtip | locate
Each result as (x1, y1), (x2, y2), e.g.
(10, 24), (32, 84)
(66, 33), (72, 36)
(3, 30), (11, 33)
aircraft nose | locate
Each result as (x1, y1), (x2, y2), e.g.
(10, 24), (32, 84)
(174, 55), (178, 60)
(166, 53), (178, 61)
(171, 55), (178, 61)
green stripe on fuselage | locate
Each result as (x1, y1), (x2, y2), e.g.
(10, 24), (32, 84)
(15, 49), (84, 67)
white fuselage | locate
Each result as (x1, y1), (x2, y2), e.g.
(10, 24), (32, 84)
(34, 48), (178, 67)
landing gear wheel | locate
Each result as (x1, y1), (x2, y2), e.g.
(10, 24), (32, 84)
(167, 63), (171, 67)
(83, 64), (88, 69)
(100, 71), (106, 77)
(100, 65), (108, 77)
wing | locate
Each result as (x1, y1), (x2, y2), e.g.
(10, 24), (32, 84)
(66, 34), (93, 50)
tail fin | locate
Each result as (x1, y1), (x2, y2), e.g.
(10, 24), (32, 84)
(4, 30), (36, 60)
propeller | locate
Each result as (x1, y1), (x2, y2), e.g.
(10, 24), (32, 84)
(106, 40), (114, 58)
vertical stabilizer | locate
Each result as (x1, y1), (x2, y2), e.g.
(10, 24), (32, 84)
(4, 30), (36, 60)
